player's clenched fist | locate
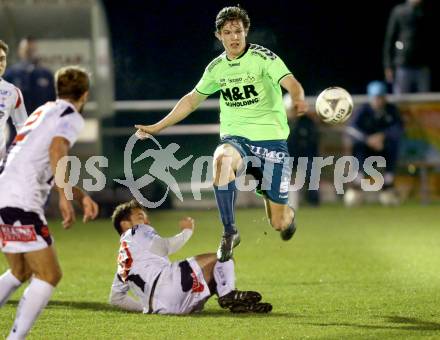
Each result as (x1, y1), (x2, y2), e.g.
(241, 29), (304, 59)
(179, 217), (195, 231)
(292, 99), (309, 116)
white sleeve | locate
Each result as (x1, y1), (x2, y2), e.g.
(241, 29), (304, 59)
(10, 87), (27, 131)
(148, 229), (193, 257)
(109, 273), (143, 312)
(54, 114), (84, 147)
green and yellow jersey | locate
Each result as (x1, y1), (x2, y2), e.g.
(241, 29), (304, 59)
(195, 43), (292, 141)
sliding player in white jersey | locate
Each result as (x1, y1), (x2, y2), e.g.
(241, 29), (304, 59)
(109, 200), (272, 314)
(0, 66), (99, 340)
(0, 40), (27, 160)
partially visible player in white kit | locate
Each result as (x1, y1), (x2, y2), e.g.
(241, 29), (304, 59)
(0, 66), (99, 340)
(0, 40), (27, 160)
(109, 200), (272, 314)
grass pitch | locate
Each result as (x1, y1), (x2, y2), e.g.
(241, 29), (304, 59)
(1, 203), (440, 339)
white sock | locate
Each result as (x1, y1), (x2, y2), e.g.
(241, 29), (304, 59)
(384, 172), (395, 186)
(288, 190), (299, 210)
(7, 278), (54, 340)
(213, 260), (235, 297)
(353, 173), (364, 187)
(0, 270), (22, 307)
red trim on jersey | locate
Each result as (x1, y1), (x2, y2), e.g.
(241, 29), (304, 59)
(117, 241), (133, 282)
(24, 110), (43, 127)
(13, 133), (26, 143)
(14, 88), (22, 109)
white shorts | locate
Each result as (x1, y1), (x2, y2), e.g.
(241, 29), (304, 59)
(0, 207), (53, 253)
(152, 257), (211, 314)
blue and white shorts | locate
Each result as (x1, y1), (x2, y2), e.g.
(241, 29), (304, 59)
(219, 135), (291, 204)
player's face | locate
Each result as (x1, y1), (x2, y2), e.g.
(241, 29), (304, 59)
(129, 208), (150, 226)
(0, 49), (7, 77)
(371, 96), (386, 110)
(216, 20), (248, 59)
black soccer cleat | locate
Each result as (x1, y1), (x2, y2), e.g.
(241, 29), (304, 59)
(216, 231), (241, 262)
(218, 290), (262, 309)
(280, 221), (297, 241)
(229, 302), (273, 314)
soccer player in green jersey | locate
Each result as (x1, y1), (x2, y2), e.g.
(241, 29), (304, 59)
(135, 6), (308, 262)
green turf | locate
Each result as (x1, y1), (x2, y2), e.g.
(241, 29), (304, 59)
(1, 203), (440, 339)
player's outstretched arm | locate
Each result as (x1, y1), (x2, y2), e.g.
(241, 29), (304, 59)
(135, 90), (207, 138)
(280, 75), (308, 117)
(71, 187), (99, 223)
(50, 136), (76, 229)
(109, 274), (143, 312)
(148, 217), (194, 256)
(49, 137), (99, 229)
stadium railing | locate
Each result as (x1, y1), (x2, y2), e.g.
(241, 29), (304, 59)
(74, 93), (440, 210)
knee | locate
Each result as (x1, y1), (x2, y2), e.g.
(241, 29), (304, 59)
(269, 209), (294, 231)
(11, 268), (32, 283)
(213, 152), (238, 185)
(270, 216), (288, 231)
(49, 268), (63, 286)
(213, 153), (230, 174)
(36, 268), (63, 287)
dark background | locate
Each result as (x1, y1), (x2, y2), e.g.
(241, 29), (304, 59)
(103, 0), (439, 100)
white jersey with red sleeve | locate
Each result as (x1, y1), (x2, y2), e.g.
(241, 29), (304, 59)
(0, 99), (84, 216)
(0, 78), (27, 159)
(110, 224), (193, 312)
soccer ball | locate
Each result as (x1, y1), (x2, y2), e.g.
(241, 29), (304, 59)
(315, 87), (353, 124)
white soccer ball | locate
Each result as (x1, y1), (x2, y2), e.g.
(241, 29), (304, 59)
(315, 87), (353, 124)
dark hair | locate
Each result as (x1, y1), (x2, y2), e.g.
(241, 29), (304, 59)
(111, 200), (146, 235)
(0, 40), (9, 55)
(215, 6), (250, 32)
(55, 65), (90, 101)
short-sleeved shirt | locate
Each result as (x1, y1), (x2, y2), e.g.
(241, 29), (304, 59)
(195, 44), (292, 141)
(0, 99), (84, 216)
(114, 224), (182, 311)
(0, 78), (27, 157)
(116, 224), (171, 284)
(111, 224), (209, 314)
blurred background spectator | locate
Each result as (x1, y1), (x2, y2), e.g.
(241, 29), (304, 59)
(345, 81), (404, 206)
(383, 0), (432, 94)
(285, 95), (320, 208)
(4, 37), (55, 114)
(2, 1), (437, 209)
(3, 37), (55, 149)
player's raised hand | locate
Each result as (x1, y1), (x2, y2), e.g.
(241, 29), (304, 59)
(367, 132), (385, 151)
(81, 195), (99, 223)
(134, 124), (159, 140)
(179, 217), (195, 231)
(292, 99), (309, 116)
(59, 196), (76, 229)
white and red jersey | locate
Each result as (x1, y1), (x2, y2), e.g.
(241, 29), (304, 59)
(0, 77), (27, 158)
(0, 99), (84, 216)
(112, 224), (193, 310)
